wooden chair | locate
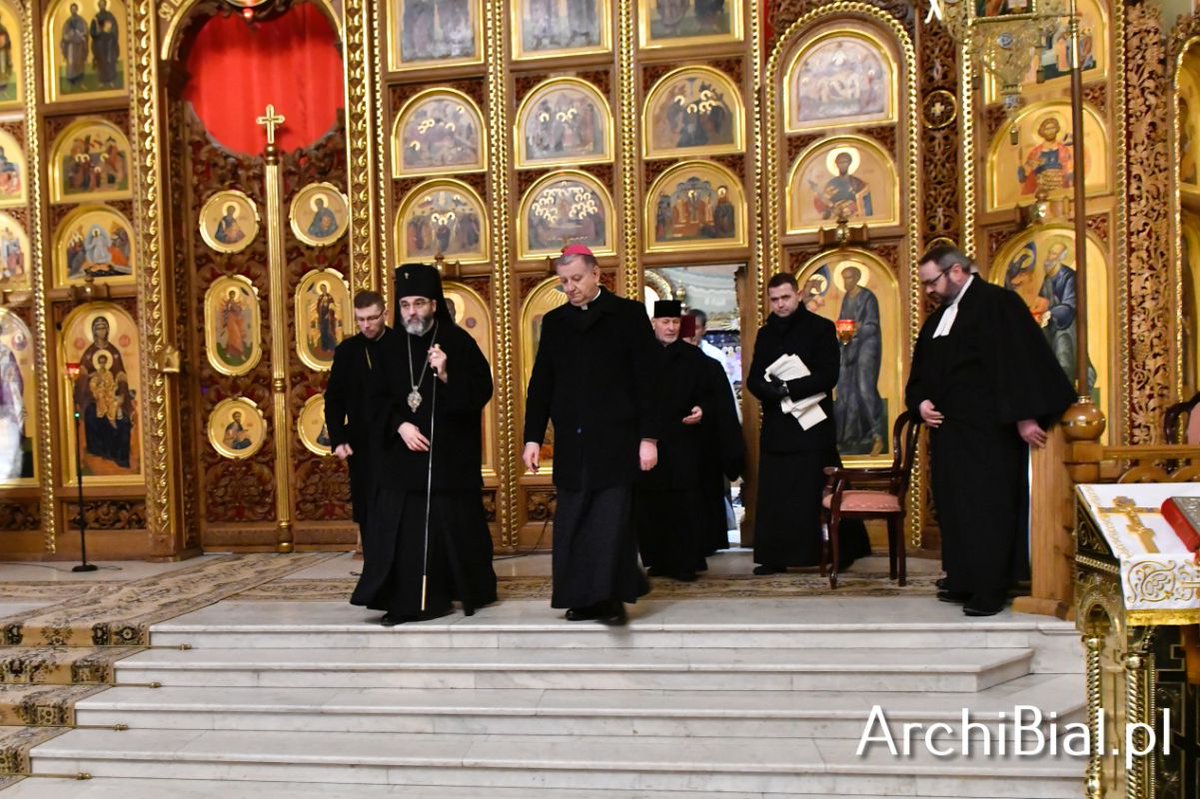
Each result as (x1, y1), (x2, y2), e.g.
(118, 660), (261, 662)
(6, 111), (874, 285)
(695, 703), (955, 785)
(1163, 392), (1200, 444)
(821, 411), (921, 589)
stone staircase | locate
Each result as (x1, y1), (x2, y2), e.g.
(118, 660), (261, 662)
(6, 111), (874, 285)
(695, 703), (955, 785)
(8, 597), (1087, 798)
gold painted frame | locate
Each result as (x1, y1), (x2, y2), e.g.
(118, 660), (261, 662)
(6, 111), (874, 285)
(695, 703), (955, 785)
(644, 159), (747, 253)
(0, 0), (24, 111)
(511, 0), (613, 61)
(289, 181), (349, 247)
(0, 212), (31, 291)
(296, 394), (332, 457)
(386, 0), (485, 73)
(785, 134), (901, 234)
(198, 190), (260, 254)
(42, 0), (127, 104)
(52, 204), (135, 287)
(642, 65), (745, 159)
(0, 128), (28, 209)
(48, 118), (132, 204)
(637, 0), (743, 50)
(517, 169), (616, 259)
(203, 274), (262, 377)
(985, 99), (1112, 213)
(391, 88), (487, 179)
(1175, 36), (1200, 401)
(394, 178), (490, 265)
(0, 307), (37, 486)
(294, 267), (352, 372)
(514, 77), (614, 169)
(443, 279), (497, 476)
(519, 276), (567, 475)
(782, 27), (898, 134)
(57, 301), (143, 487)
(207, 397), (267, 460)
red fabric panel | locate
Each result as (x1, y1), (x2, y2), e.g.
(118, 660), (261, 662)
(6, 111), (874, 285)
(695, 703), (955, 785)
(182, 4), (344, 156)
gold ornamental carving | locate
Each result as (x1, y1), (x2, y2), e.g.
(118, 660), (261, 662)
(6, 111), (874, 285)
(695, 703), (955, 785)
(343, 0), (380, 294)
(617, 0), (639, 296)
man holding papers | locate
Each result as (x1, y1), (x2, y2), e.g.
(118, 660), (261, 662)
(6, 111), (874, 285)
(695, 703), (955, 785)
(746, 273), (870, 574)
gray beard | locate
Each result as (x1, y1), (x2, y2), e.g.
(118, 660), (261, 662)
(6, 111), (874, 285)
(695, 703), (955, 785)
(404, 317), (433, 336)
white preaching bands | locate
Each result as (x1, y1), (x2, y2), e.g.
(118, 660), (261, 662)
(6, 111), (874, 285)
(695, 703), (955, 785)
(931, 274), (975, 338)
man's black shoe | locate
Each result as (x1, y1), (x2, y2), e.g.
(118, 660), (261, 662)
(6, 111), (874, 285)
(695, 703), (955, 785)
(937, 590), (971, 604)
(599, 601), (627, 626)
(671, 572), (698, 582)
(380, 613), (403, 627)
(753, 564), (786, 575)
(565, 606), (601, 622)
(963, 597), (1006, 617)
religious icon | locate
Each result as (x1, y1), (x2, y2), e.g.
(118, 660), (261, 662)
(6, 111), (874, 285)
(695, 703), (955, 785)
(392, 89), (486, 178)
(0, 130), (26, 209)
(43, 0), (126, 103)
(52, 205), (134, 287)
(520, 276), (568, 468)
(643, 66), (743, 159)
(289, 182), (349, 247)
(0, 212), (29, 292)
(203, 275), (262, 377)
(297, 394), (332, 457)
(48, 118), (131, 204)
(295, 268), (351, 371)
(992, 227), (1108, 404)
(515, 78), (612, 169)
(795, 250), (901, 462)
(511, 0), (611, 60)
(784, 29), (896, 134)
(1183, 93), (1198, 190)
(198, 190), (260, 254)
(638, 0), (742, 49)
(208, 397), (266, 460)
(987, 101), (1109, 211)
(519, 170), (615, 258)
(645, 160), (746, 253)
(388, 0), (483, 72)
(0, 2), (25, 110)
(0, 308), (35, 484)
(59, 302), (142, 484)
(395, 179), (489, 264)
(787, 136), (898, 233)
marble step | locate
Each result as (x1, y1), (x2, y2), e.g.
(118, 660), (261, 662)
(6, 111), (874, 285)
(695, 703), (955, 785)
(148, 600), (1079, 655)
(73, 673), (1085, 739)
(0, 776), (1059, 799)
(112, 646), (1035, 693)
(28, 728), (1084, 797)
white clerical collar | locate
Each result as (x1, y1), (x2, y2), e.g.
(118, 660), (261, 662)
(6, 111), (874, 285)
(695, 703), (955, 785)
(931, 274), (974, 338)
(580, 286), (602, 311)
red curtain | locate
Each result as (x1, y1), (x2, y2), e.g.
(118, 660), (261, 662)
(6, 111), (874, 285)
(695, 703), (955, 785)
(182, 4), (344, 156)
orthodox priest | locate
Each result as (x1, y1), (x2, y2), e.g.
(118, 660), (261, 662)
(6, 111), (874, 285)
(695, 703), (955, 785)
(746, 272), (870, 574)
(351, 263), (497, 625)
(907, 246), (1073, 616)
(523, 244), (658, 624)
(635, 300), (720, 582)
(325, 291), (390, 533)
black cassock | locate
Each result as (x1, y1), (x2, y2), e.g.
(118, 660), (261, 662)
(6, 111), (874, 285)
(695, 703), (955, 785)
(524, 288), (659, 609)
(324, 327), (393, 526)
(635, 340), (726, 579)
(747, 308), (870, 568)
(905, 278), (1073, 603)
(696, 352), (744, 554)
(350, 320), (497, 618)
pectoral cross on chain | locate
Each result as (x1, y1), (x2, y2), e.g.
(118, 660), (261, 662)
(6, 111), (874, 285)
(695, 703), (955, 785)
(256, 104), (286, 146)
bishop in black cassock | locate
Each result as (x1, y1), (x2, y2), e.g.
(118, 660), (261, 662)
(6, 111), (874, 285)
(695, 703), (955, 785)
(523, 245), (658, 624)
(351, 263), (497, 625)
(906, 246), (1073, 617)
(324, 291), (391, 530)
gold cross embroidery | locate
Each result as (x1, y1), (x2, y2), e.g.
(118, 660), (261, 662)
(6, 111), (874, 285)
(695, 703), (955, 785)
(1100, 496), (1161, 554)
(256, 104), (286, 146)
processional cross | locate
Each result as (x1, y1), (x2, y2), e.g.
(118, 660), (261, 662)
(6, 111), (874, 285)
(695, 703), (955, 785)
(256, 104), (286, 146)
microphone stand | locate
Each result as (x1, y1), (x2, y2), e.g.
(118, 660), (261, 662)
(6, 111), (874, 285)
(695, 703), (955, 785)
(67, 370), (97, 573)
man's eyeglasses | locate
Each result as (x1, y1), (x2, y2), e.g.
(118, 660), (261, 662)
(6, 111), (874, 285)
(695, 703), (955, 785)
(920, 269), (951, 288)
(355, 311), (385, 323)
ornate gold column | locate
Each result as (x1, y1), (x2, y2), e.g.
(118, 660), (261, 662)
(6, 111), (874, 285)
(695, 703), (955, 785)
(616, 0), (639, 298)
(484, 0), (517, 549)
(342, 0), (381, 295)
(257, 106), (295, 553)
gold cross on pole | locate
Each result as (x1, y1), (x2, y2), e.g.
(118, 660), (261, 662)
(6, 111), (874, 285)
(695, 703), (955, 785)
(256, 104), (286, 146)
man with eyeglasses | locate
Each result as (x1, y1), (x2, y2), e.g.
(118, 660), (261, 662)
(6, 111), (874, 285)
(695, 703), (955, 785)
(906, 245), (1073, 617)
(325, 290), (391, 538)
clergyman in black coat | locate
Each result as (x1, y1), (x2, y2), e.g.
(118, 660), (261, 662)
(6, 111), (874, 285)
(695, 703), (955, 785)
(324, 290), (391, 530)
(746, 272), (870, 574)
(522, 245), (659, 624)
(350, 263), (497, 625)
(906, 245), (1073, 617)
